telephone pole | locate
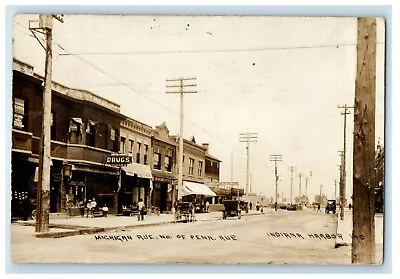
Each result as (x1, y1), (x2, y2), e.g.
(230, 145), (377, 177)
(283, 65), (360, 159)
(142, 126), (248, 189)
(334, 179), (338, 202)
(29, 14), (63, 233)
(338, 150), (345, 220)
(166, 77), (197, 202)
(338, 104), (354, 220)
(239, 133), (258, 194)
(270, 154), (282, 211)
(352, 17), (376, 264)
(231, 152), (233, 182)
(297, 173), (303, 203)
(289, 166), (295, 204)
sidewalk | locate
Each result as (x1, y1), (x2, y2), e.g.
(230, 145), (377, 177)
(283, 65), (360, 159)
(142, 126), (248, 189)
(335, 209), (384, 247)
(13, 208), (269, 238)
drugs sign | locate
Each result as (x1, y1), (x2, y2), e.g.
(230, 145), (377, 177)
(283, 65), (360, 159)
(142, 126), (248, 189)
(105, 154), (133, 165)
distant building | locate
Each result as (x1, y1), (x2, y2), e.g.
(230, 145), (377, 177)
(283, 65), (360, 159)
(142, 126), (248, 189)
(206, 182), (243, 204)
(203, 143), (221, 183)
(375, 143), (384, 213)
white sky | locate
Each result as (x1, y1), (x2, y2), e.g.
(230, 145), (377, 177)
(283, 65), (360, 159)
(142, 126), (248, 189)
(12, 15), (385, 201)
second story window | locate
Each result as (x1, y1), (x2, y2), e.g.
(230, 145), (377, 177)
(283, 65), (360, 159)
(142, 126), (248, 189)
(198, 161), (203, 177)
(69, 117), (83, 144)
(189, 158), (195, 175)
(165, 156), (172, 172)
(86, 120), (96, 147)
(153, 153), (161, 170)
(120, 137), (126, 153)
(144, 144), (149, 165)
(110, 128), (116, 141)
(129, 139), (134, 153)
(136, 142), (141, 163)
(13, 97), (25, 130)
(50, 111), (56, 140)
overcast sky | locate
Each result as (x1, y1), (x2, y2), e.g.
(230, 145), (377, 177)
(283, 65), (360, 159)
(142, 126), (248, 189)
(12, 15), (385, 201)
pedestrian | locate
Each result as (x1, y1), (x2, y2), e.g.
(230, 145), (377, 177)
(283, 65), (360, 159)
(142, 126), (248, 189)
(102, 204), (109, 217)
(250, 202), (253, 210)
(317, 204), (321, 212)
(90, 198), (97, 216)
(256, 201), (260, 211)
(86, 200), (92, 218)
(137, 198), (145, 221)
(348, 203), (352, 210)
(206, 200), (210, 213)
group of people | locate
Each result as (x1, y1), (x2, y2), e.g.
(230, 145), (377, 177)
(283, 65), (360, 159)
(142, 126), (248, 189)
(77, 198), (109, 218)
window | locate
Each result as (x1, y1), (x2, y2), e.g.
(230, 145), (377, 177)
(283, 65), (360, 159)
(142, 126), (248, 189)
(189, 158), (195, 175)
(129, 139), (134, 153)
(153, 153), (161, 170)
(13, 98), (25, 130)
(86, 120), (96, 147)
(51, 111), (56, 140)
(198, 161), (203, 177)
(120, 137), (126, 153)
(144, 144), (149, 165)
(69, 118), (83, 144)
(165, 156), (172, 172)
(110, 128), (116, 141)
(136, 142), (141, 163)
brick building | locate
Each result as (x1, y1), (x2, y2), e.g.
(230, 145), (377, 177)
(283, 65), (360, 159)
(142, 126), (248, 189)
(151, 122), (178, 213)
(119, 117), (153, 212)
(11, 59), (125, 218)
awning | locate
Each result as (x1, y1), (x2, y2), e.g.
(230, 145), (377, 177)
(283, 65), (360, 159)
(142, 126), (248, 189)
(122, 163), (153, 179)
(182, 181), (216, 197)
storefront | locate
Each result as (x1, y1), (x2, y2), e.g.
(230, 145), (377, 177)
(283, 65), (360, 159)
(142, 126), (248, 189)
(121, 163), (153, 210)
(152, 176), (177, 213)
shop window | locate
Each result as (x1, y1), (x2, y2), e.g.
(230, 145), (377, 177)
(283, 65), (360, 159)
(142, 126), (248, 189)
(189, 158), (195, 175)
(86, 120), (96, 147)
(69, 117), (83, 144)
(13, 97), (25, 130)
(165, 156), (172, 172)
(153, 153), (161, 170)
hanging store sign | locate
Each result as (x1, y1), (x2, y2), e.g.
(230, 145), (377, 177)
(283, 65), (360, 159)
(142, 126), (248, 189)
(105, 154), (133, 165)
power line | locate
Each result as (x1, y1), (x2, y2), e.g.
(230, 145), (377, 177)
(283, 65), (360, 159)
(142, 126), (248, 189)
(58, 43), (360, 56)
(13, 19), (243, 156)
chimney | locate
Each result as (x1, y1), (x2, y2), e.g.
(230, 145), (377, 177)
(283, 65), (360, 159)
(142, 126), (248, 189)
(202, 143), (209, 151)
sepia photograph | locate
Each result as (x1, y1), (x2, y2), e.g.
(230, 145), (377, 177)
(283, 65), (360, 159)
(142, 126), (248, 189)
(9, 13), (385, 265)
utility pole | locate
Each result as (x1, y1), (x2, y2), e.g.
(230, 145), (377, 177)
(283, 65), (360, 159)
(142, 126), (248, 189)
(239, 133), (258, 194)
(297, 173), (303, 203)
(270, 154), (282, 211)
(338, 150), (345, 220)
(334, 179), (338, 203)
(289, 166), (295, 204)
(338, 104), (354, 219)
(352, 17), (376, 264)
(166, 77), (197, 202)
(29, 14), (63, 233)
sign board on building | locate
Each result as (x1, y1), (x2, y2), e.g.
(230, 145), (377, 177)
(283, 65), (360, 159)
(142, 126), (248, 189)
(105, 154), (133, 165)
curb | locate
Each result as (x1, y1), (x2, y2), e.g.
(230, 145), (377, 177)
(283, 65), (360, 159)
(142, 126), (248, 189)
(27, 211), (269, 239)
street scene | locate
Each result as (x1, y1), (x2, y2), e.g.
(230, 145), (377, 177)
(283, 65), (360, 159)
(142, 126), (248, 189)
(9, 15), (385, 265)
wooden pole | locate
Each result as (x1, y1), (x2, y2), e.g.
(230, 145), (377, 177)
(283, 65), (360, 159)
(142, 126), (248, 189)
(35, 15), (53, 233)
(352, 17), (376, 264)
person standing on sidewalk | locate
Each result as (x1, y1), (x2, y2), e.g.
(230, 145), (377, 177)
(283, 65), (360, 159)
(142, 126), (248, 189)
(137, 198), (145, 221)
